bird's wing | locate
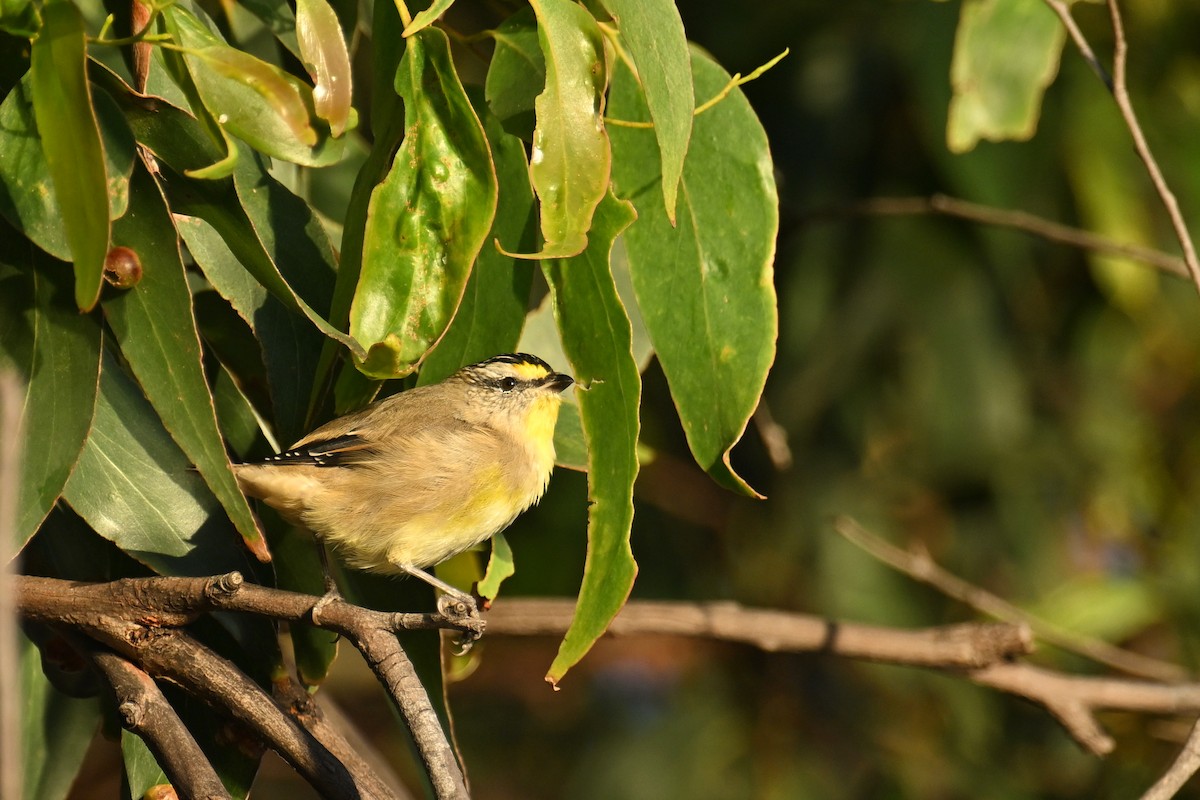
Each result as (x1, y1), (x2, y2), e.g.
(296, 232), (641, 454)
(250, 432), (376, 468)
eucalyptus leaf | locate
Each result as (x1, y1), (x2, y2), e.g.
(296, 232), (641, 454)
(419, 90), (537, 384)
(609, 49), (777, 497)
(29, 0), (109, 310)
(519, 0), (610, 258)
(63, 351), (257, 579)
(104, 166), (268, 558)
(947, 0), (1065, 153)
(0, 77), (135, 262)
(598, 0), (693, 222)
(0, 230), (101, 558)
(543, 189), (640, 684)
(351, 26), (497, 378)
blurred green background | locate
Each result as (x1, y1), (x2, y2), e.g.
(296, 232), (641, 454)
(66, 0), (1200, 797)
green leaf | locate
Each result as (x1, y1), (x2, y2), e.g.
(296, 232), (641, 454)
(103, 166), (268, 558)
(296, 0), (353, 136)
(29, 0), (110, 311)
(519, 0), (610, 258)
(543, 190), (640, 684)
(0, 77), (136, 262)
(163, 148), (363, 368)
(946, 0), (1065, 153)
(477, 530), (515, 600)
(163, 5), (349, 167)
(0, 230), (102, 558)
(484, 7), (543, 141)
(598, 0), (693, 222)
(0, 0), (39, 37)
(121, 732), (169, 800)
(178, 213), (323, 446)
(419, 89), (537, 385)
(351, 26), (497, 379)
(63, 351), (258, 578)
(609, 48), (777, 497)
(402, 0), (454, 37)
(19, 634), (101, 800)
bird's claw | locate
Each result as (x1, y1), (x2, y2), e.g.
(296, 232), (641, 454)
(437, 593), (486, 653)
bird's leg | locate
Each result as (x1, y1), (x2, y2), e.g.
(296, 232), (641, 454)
(401, 564), (478, 618)
(400, 564), (485, 651)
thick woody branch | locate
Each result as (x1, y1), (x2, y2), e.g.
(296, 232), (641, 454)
(85, 646), (230, 800)
(16, 573), (468, 800)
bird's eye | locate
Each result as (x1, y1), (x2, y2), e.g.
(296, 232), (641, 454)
(499, 377), (518, 392)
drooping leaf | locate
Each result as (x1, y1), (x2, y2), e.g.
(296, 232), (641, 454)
(103, 166), (268, 559)
(0, 77), (136, 262)
(19, 634), (101, 800)
(0, 228), (102, 558)
(163, 5), (349, 167)
(484, 7), (543, 141)
(310, 0), (406, 413)
(419, 89), (537, 384)
(609, 49), (777, 497)
(350, 26), (497, 378)
(543, 189), (640, 684)
(296, 0), (353, 136)
(477, 531), (515, 600)
(598, 0), (693, 222)
(517, 0), (610, 258)
(946, 0), (1065, 153)
(62, 351), (257, 578)
(29, 0), (109, 310)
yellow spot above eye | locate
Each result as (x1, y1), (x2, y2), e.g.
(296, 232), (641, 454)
(511, 363), (550, 381)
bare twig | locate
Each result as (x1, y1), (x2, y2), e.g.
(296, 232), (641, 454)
(1046, 0), (1200, 294)
(486, 597), (1200, 757)
(1042, 0), (1112, 89)
(86, 646), (231, 800)
(487, 598), (1033, 669)
(1139, 718), (1200, 800)
(1103, 0), (1200, 296)
(833, 516), (1186, 683)
(805, 195), (1188, 278)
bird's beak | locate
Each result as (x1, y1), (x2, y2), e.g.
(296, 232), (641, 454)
(546, 373), (574, 393)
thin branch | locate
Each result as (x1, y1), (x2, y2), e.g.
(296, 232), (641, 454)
(1042, 0), (1113, 89)
(1047, 0), (1200, 294)
(487, 598), (1033, 669)
(1139, 718), (1200, 800)
(86, 646), (231, 800)
(486, 597), (1200, 756)
(1103, 0), (1200, 296)
(833, 516), (1186, 683)
(804, 194), (1188, 278)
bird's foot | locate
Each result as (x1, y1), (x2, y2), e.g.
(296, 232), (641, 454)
(310, 586), (342, 625)
(437, 592), (486, 654)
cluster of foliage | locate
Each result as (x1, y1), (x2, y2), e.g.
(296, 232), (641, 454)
(0, 0), (778, 794)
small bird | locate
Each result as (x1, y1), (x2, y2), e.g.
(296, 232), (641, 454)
(233, 353), (573, 616)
